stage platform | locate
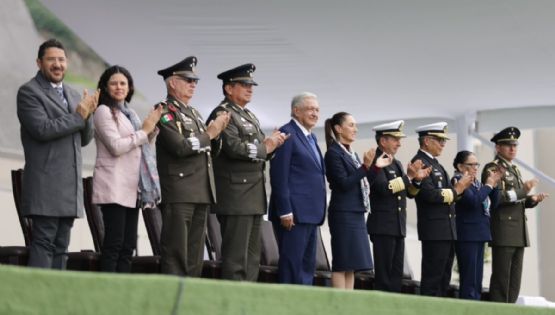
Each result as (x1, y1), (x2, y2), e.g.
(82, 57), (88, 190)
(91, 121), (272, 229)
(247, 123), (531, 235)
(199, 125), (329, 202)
(0, 265), (552, 315)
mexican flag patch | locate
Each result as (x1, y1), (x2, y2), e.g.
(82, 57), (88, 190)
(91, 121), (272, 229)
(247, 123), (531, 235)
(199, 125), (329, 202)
(161, 113), (174, 124)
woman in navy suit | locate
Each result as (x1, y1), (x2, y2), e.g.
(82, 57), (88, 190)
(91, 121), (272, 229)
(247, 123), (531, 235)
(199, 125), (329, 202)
(451, 151), (502, 299)
(324, 112), (391, 289)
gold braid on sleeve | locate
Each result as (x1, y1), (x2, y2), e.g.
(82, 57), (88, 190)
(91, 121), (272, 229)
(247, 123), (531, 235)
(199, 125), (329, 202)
(388, 177), (405, 194)
(407, 185), (420, 196)
(441, 189), (454, 204)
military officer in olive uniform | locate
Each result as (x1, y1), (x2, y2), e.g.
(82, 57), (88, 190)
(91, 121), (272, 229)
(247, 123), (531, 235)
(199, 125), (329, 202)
(206, 64), (287, 281)
(411, 122), (472, 296)
(483, 127), (548, 303)
(367, 120), (430, 292)
(155, 56), (230, 276)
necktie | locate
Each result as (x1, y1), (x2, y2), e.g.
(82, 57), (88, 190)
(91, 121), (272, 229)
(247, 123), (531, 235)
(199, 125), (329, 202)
(307, 134), (321, 164)
(512, 164), (522, 178)
(55, 86), (69, 109)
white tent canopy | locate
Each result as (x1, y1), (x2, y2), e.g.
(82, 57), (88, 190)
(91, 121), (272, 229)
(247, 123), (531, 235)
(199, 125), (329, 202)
(39, 0), (555, 132)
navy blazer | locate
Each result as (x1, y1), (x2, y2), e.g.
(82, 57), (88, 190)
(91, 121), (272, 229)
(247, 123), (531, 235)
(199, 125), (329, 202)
(411, 150), (457, 241)
(367, 149), (414, 237)
(269, 120), (326, 225)
(325, 141), (378, 213)
(452, 174), (499, 242)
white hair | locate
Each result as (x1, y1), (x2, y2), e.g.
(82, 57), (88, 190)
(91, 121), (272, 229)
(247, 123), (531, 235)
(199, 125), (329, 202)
(290, 92), (318, 117)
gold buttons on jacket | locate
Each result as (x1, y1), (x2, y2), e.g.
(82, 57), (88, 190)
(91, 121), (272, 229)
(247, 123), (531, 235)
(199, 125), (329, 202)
(179, 173), (184, 177)
(397, 196), (402, 200)
(398, 207), (402, 212)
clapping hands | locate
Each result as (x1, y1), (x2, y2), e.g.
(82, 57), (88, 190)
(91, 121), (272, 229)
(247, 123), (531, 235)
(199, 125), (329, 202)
(485, 165), (504, 187)
(76, 89), (99, 119)
(206, 111), (231, 140)
(453, 171), (473, 195)
(363, 148), (392, 168)
(142, 106), (163, 134)
(407, 159), (431, 181)
(524, 178), (539, 193)
(264, 129), (290, 154)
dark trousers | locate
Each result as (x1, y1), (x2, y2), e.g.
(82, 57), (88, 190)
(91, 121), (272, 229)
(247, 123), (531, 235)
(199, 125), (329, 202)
(456, 241), (485, 300)
(372, 234), (404, 292)
(100, 204), (139, 273)
(218, 214), (262, 281)
(160, 203), (207, 277)
(274, 223), (317, 285)
(28, 216), (74, 269)
(489, 246), (524, 303)
(420, 240), (455, 296)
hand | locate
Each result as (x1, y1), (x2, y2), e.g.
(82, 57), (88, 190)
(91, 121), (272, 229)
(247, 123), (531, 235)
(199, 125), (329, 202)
(454, 171), (473, 195)
(142, 106), (163, 134)
(362, 148), (376, 168)
(280, 214), (295, 231)
(374, 152), (393, 168)
(407, 159), (430, 181)
(524, 178), (539, 193)
(485, 165), (504, 187)
(264, 129), (289, 154)
(206, 111), (230, 139)
(531, 192), (549, 203)
(76, 89), (99, 119)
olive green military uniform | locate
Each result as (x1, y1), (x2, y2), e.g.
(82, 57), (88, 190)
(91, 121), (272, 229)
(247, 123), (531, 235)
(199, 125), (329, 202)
(156, 96), (217, 277)
(482, 156), (537, 303)
(207, 98), (269, 281)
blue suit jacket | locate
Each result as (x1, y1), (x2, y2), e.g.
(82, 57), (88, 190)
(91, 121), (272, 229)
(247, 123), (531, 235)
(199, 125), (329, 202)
(325, 141), (378, 213)
(269, 120), (326, 225)
(452, 175), (499, 242)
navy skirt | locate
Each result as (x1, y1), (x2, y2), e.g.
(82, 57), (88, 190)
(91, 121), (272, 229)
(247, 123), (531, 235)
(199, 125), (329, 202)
(328, 211), (373, 272)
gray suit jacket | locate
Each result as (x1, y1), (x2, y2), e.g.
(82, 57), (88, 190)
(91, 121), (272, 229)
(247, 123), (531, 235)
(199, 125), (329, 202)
(17, 71), (94, 218)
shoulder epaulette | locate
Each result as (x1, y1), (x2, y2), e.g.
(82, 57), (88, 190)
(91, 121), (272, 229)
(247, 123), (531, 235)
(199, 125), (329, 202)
(484, 160), (499, 172)
(216, 103), (233, 113)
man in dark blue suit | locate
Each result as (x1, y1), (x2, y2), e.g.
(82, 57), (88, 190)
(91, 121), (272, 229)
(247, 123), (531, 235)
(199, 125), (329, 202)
(269, 92), (327, 285)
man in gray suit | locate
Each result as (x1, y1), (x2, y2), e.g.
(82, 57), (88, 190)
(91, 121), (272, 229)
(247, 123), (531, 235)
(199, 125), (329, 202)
(17, 39), (98, 269)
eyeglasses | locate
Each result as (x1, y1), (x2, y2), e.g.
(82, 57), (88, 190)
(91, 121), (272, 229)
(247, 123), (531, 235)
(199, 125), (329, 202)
(176, 77), (198, 84)
(429, 137), (447, 144)
(463, 163), (481, 168)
